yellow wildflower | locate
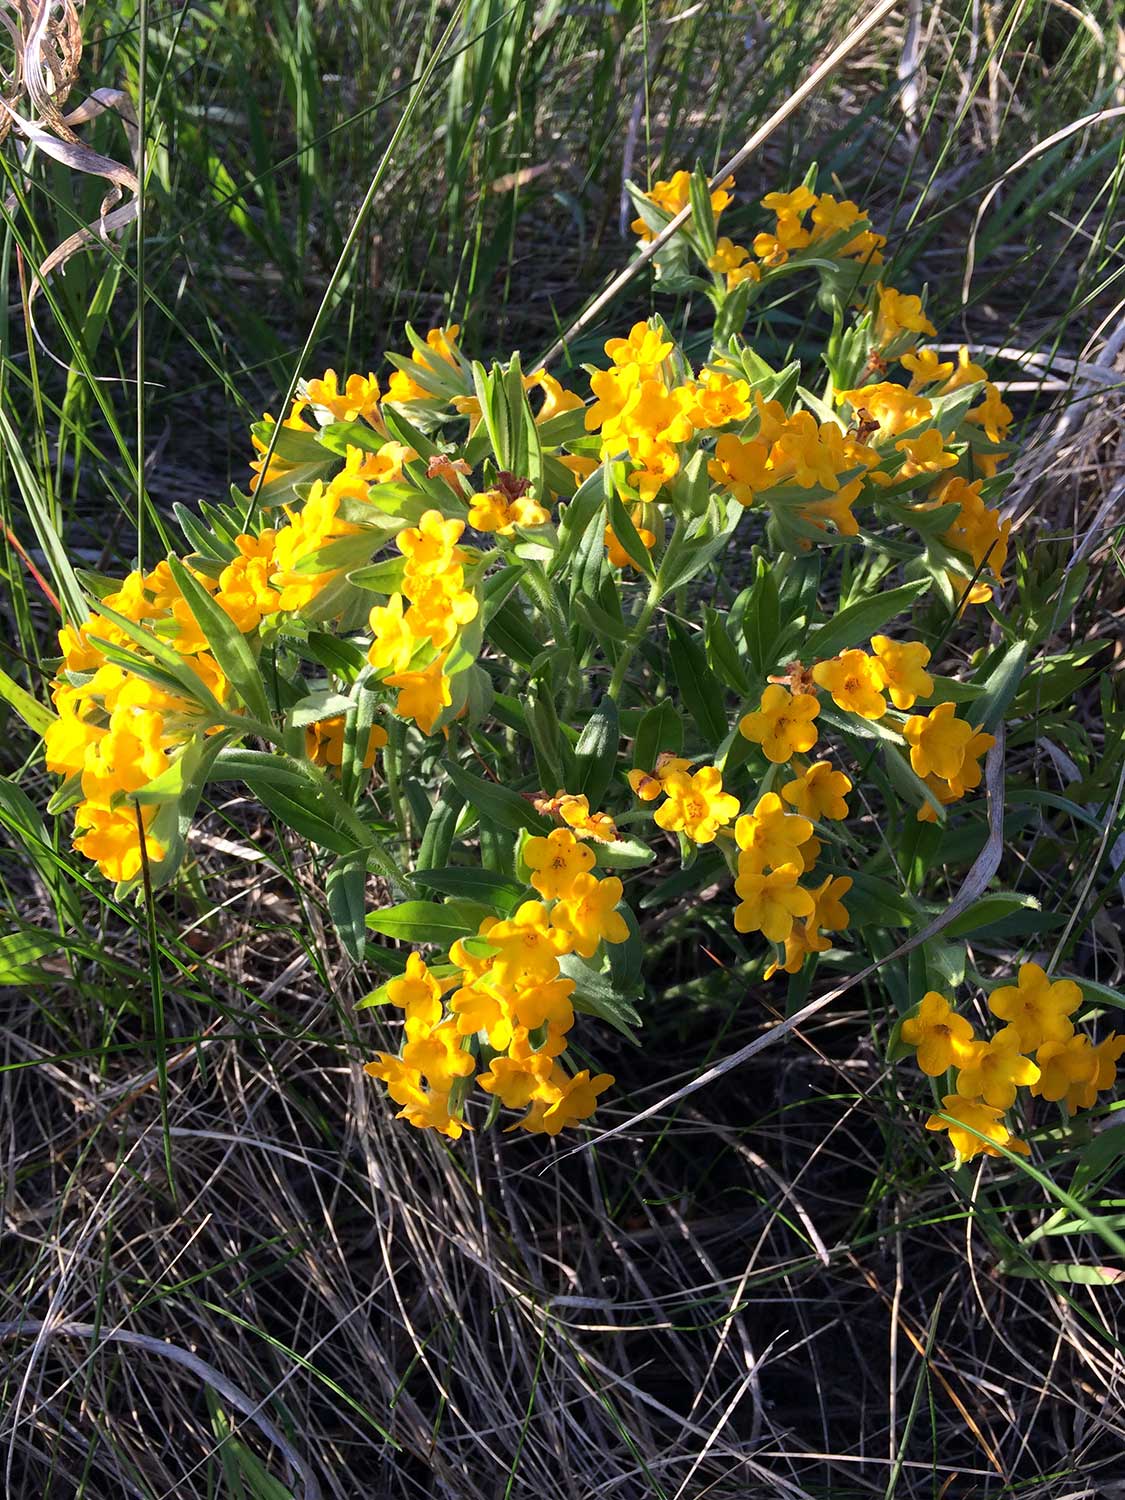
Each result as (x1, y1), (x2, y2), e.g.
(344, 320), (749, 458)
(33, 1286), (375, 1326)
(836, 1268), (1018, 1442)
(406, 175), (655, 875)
(901, 991), (976, 1075)
(305, 716), (387, 769)
(870, 636), (933, 710)
(707, 433), (771, 507)
(806, 875), (852, 942)
(872, 286), (936, 347)
(384, 654), (452, 735)
(780, 760), (852, 821)
(739, 684), (820, 763)
(735, 793), (813, 874)
(552, 793), (618, 843)
(956, 1027), (1040, 1109)
(1068, 1033), (1125, 1113)
(512, 1068), (615, 1135)
(73, 803), (166, 884)
(305, 369), (380, 423)
(396, 510), (466, 577)
(681, 370), (752, 430)
(902, 702), (974, 780)
(988, 963), (1080, 1051)
(604, 322), (674, 379)
(925, 1095), (1030, 1162)
(402, 1018), (475, 1094)
(468, 487), (550, 535)
(368, 594), (418, 675)
(487, 901), (571, 988)
(448, 984), (515, 1051)
(551, 873), (629, 959)
(364, 1054), (428, 1110)
(733, 864), (815, 943)
(627, 753), (691, 802)
(900, 349), (954, 395)
(476, 1037), (558, 1110)
(653, 767), (740, 844)
(1030, 1035), (1098, 1104)
(522, 828), (595, 900)
(812, 650), (886, 719)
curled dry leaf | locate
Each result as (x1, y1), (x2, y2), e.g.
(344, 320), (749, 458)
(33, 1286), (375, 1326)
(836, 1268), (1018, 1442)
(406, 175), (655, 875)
(1, 1), (141, 350)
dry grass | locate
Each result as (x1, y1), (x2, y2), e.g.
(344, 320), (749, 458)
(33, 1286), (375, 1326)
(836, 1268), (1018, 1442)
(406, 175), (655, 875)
(4, 763), (1125, 1497)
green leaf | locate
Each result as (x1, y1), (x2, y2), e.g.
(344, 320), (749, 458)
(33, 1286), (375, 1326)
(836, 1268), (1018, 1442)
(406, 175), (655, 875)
(0, 777), (81, 929)
(166, 556), (272, 723)
(251, 781), (361, 854)
(944, 892), (1042, 939)
(561, 953), (642, 1041)
(0, 928), (58, 985)
(485, 596), (543, 667)
(212, 748), (308, 789)
(804, 579), (931, 662)
(413, 866), (526, 912)
(523, 684), (573, 793)
(846, 872), (917, 928)
(296, 632), (368, 681)
(632, 699), (683, 772)
(216, 749), (363, 854)
(574, 697), (620, 807)
(288, 690), (354, 728)
(365, 899), (481, 943)
(554, 464), (608, 575)
(0, 665), (54, 735)
(347, 557), (407, 593)
(482, 563), (526, 623)
(327, 852), (369, 961)
(173, 502), (233, 562)
(688, 165), (718, 255)
(704, 608), (752, 696)
(442, 762), (549, 835)
(594, 836), (655, 869)
(605, 490), (656, 576)
(417, 784), (465, 871)
(667, 617), (728, 747)
(742, 558), (781, 680)
(0, 404), (88, 623)
(969, 640), (1029, 733)
(1077, 980), (1125, 1015)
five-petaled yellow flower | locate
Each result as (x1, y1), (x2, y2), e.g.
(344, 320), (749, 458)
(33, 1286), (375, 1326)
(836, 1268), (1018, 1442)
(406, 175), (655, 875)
(870, 635), (933, 710)
(523, 828), (595, 900)
(739, 685), (820, 763)
(925, 1095), (1030, 1163)
(987, 962), (1080, 1051)
(733, 864), (815, 943)
(955, 1026), (1039, 1109)
(812, 650), (886, 720)
(780, 760), (852, 821)
(902, 701), (974, 780)
(654, 767), (740, 844)
(901, 991), (976, 1075)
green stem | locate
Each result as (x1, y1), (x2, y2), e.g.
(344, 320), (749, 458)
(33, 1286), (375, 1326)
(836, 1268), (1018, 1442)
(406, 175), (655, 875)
(608, 577), (662, 702)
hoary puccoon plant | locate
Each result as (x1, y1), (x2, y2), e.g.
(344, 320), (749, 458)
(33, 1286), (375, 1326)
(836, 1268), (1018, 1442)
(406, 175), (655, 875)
(33, 168), (1121, 1154)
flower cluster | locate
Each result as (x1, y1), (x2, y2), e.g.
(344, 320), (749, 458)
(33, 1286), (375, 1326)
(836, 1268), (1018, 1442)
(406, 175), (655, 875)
(367, 511), (481, 735)
(44, 567), (230, 882)
(31, 167), (1095, 1154)
(902, 968), (1125, 1162)
(629, 168), (734, 243)
(365, 826), (626, 1138)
